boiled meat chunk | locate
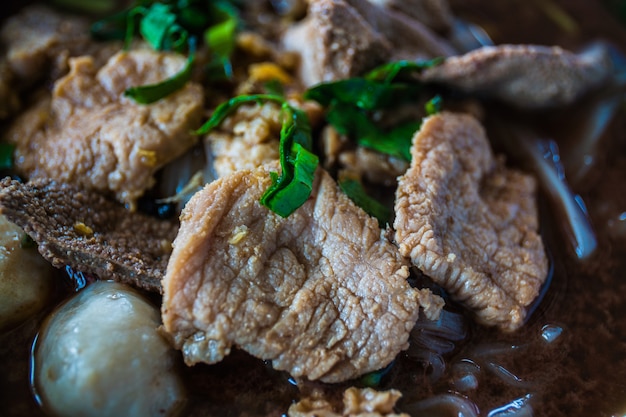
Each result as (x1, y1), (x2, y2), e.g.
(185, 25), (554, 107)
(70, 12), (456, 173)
(5, 48), (203, 208)
(162, 165), (441, 382)
(419, 44), (613, 109)
(394, 112), (548, 331)
(282, 0), (455, 87)
(0, 178), (177, 293)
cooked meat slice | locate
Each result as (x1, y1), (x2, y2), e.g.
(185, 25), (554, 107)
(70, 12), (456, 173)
(162, 165), (441, 383)
(283, 0), (456, 87)
(288, 387), (409, 417)
(5, 49), (204, 208)
(0, 5), (116, 87)
(419, 44), (613, 109)
(282, 0), (391, 87)
(394, 112), (548, 331)
(206, 102), (282, 178)
(0, 178), (177, 293)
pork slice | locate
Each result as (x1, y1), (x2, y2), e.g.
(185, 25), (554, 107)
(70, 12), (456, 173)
(419, 44), (613, 109)
(282, 0), (392, 87)
(394, 112), (548, 331)
(0, 178), (177, 293)
(282, 0), (456, 87)
(5, 49), (204, 208)
(162, 165), (441, 382)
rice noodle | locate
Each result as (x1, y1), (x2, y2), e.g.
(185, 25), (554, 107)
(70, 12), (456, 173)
(560, 43), (626, 184)
(487, 394), (534, 417)
(492, 122), (598, 260)
(407, 308), (468, 382)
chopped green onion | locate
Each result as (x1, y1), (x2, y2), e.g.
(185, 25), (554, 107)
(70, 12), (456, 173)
(196, 95), (319, 217)
(124, 38), (196, 104)
(92, 0), (242, 100)
(0, 143), (15, 170)
(339, 177), (390, 227)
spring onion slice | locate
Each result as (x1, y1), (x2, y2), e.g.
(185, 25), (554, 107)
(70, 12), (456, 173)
(124, 37), (196, 104)
(196, 95), (319, 217)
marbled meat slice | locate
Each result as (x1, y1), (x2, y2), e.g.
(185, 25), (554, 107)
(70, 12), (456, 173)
(5, 48), (204, 208)
(0, 178), (177, 293)
(394, 112), (548, 331)
(162, 165), (441, 383)
(419, 44), (613, 109)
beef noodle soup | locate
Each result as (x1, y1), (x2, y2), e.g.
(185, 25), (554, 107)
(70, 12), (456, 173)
(0, 1), (625, 416)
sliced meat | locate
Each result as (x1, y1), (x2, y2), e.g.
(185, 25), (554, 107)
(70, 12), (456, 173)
(419, 44), (613, 109)
(206, 101), (282, 178)
(288, 387), (409, 417)
(394, 112), (548, 331)
(0, 5), (119, 89)
(0, 178), (178, 293)
(162, 165), (441, 382)
(282, 0), (456, 87)
(5, 49), (204, 208)
(282, 0), (391, 87)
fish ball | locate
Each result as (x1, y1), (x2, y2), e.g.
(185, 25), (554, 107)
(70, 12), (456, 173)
(0, 214), (55, 331)
(33, 281), (186, 417)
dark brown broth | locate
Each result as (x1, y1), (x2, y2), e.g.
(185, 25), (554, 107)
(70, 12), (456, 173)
(2, 1), (626, 416)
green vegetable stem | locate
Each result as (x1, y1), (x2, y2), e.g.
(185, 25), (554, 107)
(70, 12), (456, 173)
(196, 95), (319, 218)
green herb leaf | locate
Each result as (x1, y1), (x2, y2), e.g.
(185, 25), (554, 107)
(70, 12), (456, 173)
(304, 59), (443, 161)
(339, 177), (390, 227)
(326, 102), (417, 161)
(124, 37), (196, 104)
(196, 95), (319, 217)
(140, 3), (178, 50)
(364, 58), (444, 83)
(204, 1), (239, 81)
(0, 143), (15, 170)
(425, 94), (443, 115)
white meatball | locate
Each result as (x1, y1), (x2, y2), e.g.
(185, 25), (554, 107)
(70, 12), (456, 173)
(33, 281), (186, 417)
(0, 214), (55, 331)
